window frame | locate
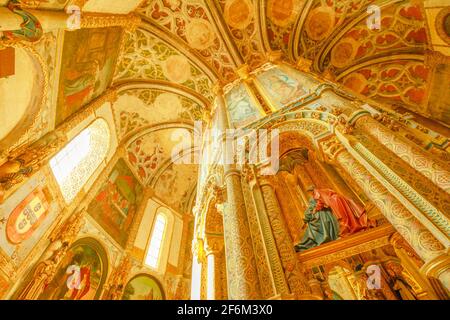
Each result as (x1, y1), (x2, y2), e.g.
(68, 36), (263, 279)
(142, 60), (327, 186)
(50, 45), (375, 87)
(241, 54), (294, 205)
(49, 118), (110, 204)
(144, 211), (168, 270)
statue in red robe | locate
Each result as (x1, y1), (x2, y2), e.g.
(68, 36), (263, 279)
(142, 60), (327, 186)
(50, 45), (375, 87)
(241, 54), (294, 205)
(313, 188), (371, 237)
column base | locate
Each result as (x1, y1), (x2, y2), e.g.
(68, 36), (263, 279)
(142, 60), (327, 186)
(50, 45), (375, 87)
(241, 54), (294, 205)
(421, 251), (450, 292)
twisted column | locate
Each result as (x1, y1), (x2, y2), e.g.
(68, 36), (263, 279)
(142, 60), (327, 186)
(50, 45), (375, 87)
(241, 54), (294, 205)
(243, 166), (290, 299)
(353, 114), (450, 194)
(258, 177), (312, 299)
(322, 137), (450, 290)
(222, 168), (262, 299)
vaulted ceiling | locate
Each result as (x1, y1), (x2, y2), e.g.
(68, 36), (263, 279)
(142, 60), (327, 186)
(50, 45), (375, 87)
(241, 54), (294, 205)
(107, 0), (448, 214)
(9, 0), (448, 215)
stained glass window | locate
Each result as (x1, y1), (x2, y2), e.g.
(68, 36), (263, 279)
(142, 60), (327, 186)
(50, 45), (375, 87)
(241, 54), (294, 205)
(145, 213), (167, 269)
(50, 118), (110, 204)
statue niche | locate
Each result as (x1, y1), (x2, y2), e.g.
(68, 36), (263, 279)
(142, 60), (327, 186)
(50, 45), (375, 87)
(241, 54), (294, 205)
(276, 147), (373, 253)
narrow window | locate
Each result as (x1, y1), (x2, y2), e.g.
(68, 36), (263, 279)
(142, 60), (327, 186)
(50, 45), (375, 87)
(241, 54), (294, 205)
(50, 118), (110, 203)
(145, 213), (167, 269)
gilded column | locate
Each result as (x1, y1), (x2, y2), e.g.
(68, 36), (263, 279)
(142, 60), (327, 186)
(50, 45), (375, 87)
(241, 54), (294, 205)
(321, 137), (450, 290)
(353, 114), (450, 194)
(258, 176), (312, 299)
(223, 167), (262, 299)
(243, 166), (290, 299)
(102, 256), (132, 300)
(204, 235), (226, 300)
(215, 85), (262, 299)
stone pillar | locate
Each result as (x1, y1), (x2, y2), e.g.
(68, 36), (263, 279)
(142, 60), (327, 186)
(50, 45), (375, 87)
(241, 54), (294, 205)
(214, 85), (262, 299)
(258, 176), (312, 299)
(321, 137), (450, 290)
(353, 114), (450, 194)
(242, 166), (290, 299)
(223, 167), (262, 299)
(102, 256), (132, 300)
(204, 235), (226, 300)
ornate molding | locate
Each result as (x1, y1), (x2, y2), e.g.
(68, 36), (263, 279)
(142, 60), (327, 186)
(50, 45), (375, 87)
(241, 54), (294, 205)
(80, 13), (141, 32)
(297, 224), (395, 268)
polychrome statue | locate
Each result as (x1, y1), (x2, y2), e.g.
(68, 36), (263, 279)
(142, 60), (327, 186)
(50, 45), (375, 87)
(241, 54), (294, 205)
(295, 187), (372, 252)
(313, 188), (371, 237)
(294, 189), (340, 252)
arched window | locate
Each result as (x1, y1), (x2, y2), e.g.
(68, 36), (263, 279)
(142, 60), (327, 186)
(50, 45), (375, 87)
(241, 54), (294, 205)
(50, 118), (110, 204)
(145, 213), (167, 269)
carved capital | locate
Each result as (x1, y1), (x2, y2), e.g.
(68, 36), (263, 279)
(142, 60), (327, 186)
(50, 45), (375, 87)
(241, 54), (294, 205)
(258, 175), (275, 188)
(266, 50), (283, 64)
(192, 238), (206, 263)
(318, 137), (346, 163)
(296, 57), (312, 72)
(241, 164), (256, 182)
(204, 235), (225, 256)
(236, 64), (250, 80)
(213, 81), (225, 96)
(211, 184), (226, 205)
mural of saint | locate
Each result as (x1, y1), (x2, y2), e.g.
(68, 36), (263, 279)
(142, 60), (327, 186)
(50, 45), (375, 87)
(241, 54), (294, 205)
(226, 84), (261, 128)
(87, 159), (143, 247)
(122, 274), (165, 300)
(38, 239), (107, 300)
(257, 68), (307, 109)
(56, 27), (123, 125)
(295, 187), (372, 252)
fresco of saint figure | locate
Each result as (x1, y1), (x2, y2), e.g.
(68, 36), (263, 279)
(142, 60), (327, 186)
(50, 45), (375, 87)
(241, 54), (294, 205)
(56, 27), (122, 125)
(38, 240), (107, 300)
(87, 159), (142, 247)
(257, 68), (307, 109)
(226, 84), (261, 128)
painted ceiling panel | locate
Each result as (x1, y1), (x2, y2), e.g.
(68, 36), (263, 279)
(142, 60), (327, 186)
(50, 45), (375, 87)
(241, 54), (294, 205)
(114, 28), (214, 102)
(137, 0), (238, 82)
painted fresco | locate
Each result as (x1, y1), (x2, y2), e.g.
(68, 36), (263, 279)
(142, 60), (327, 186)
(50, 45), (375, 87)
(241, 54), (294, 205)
(225, 83), (262, 128)
(56, 27), (123, 126)
(256, 67), (307, 109)
(87, 159), (143, 247)
(122, 274), (165, 300)
(39, 239), (107, 300)
(0, 171), (59, 265)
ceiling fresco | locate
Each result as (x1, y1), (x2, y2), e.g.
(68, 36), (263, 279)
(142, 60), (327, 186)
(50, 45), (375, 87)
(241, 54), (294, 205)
(2, 0), (447, 217)
(124, 126), (198, 214)
(137, 0), (239, 82)
(113, 28), (214, 102)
